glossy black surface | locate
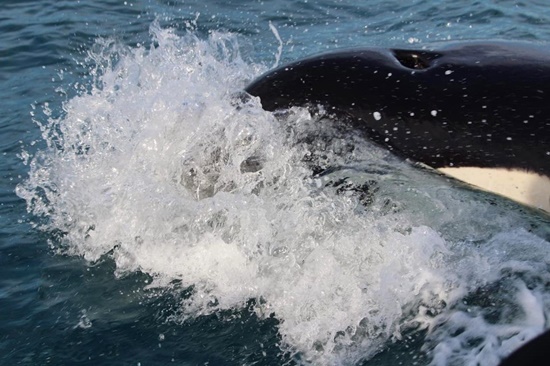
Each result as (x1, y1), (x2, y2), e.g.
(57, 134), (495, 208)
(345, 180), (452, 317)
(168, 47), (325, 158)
(499, 329), (550, 366)
(246, 42), (550, 176)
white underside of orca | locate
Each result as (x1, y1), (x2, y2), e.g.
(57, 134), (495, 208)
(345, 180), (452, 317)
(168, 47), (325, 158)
(437, 167), (550, 213)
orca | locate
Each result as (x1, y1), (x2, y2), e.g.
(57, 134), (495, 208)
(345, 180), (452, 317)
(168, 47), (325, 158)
(245, 41), (550, 212)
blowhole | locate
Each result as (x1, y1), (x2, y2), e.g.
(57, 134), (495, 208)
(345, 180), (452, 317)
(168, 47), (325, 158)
(391, 49), (443, 70)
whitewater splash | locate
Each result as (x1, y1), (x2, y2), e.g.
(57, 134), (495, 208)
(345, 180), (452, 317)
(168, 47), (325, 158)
(17, 24), (550, 365)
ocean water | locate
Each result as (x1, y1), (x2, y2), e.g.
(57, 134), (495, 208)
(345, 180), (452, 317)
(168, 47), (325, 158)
(3, 0), (550, 365)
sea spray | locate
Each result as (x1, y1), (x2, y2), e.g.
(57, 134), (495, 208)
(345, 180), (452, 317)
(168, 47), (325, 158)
(17, 24), (550, 365)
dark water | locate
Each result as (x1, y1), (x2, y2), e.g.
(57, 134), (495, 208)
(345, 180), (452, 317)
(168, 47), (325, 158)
(3, 1), (550, 365)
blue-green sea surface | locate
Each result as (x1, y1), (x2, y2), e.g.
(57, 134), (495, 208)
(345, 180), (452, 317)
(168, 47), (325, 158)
(3, 1), (550, 365)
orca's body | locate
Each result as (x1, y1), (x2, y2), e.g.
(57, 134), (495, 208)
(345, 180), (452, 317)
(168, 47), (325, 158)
(245, 42), (550, 212)
(245, 41), (550, 363)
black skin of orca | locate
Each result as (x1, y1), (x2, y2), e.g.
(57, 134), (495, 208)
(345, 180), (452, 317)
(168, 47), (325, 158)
(498, 329), (550, 365)
(245, 42), (550, 177)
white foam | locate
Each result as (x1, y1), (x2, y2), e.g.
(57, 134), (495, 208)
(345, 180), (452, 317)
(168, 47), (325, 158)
(17, 24), (550, 365)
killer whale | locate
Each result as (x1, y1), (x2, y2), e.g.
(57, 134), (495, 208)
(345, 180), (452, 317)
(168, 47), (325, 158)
(245, 41), (550, 212)
(245, 41), (550, 364)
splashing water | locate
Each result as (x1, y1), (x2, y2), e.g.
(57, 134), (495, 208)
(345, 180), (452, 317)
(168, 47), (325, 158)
(17, 24), (550, 365)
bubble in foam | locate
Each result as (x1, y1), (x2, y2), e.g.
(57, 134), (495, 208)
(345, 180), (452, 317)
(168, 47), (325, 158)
(17, 23), (550, 366)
